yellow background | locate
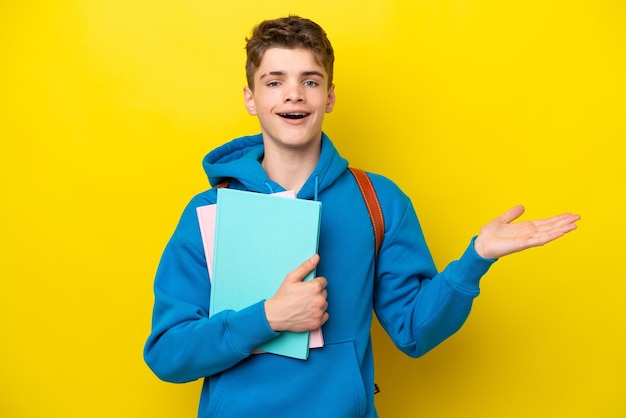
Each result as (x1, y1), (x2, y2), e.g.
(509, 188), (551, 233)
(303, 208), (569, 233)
(1, 1), (624, 417)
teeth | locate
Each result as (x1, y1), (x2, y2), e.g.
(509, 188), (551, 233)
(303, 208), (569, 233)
(279, 113), (307, 119)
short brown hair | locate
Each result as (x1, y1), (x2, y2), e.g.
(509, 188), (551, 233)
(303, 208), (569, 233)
(245, 16), (335, 90)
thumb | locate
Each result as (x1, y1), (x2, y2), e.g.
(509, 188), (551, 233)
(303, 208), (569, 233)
(500, 205), (525, 224)
(282, 254), (319, 284)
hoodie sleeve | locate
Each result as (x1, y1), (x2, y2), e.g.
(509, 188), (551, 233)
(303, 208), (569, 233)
(373, 185), (496, 358)
(143, 196), (279, 383)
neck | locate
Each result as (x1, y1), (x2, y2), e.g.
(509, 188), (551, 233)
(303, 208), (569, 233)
(262, 142), (321, 193)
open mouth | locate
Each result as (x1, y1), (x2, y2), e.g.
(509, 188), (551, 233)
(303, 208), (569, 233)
(278, 112), (309, 120)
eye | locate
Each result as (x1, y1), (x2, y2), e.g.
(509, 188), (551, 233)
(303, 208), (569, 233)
(303, 80), (319, 87)
(266, 81), (281, 87)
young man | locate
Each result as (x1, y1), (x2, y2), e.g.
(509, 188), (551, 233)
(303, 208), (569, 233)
(144, 16), (580, 417)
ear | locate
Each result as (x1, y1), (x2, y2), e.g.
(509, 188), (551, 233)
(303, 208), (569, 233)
(325, 84), (336, 113)
(243, 86), (257, 115)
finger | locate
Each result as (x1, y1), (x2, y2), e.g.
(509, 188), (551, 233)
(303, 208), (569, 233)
(545, 215), (580, 236)
(320, 312), (330, 326)
(529, 228), (571, 247)
(532, 213), (581, 229)
(530, 215), (580, 244)
(313, 276), (328, 290)
(499, 205), (525, 224)
(283, 254), (320, 284)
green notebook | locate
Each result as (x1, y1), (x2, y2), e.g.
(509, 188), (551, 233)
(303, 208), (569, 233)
(210, 188), (322, 360)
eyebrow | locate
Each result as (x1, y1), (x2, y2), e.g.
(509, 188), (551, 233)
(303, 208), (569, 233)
(259, 70), (325, 80)
(301, 71), (324, 78)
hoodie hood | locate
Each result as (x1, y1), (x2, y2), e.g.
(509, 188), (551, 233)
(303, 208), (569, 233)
(202, 132), (349, 200)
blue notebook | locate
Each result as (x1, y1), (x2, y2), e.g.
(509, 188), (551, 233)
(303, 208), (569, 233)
(210, 188), (322, 360)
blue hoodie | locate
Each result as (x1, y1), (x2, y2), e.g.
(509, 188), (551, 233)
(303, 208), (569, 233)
(144, 133), (496, 418)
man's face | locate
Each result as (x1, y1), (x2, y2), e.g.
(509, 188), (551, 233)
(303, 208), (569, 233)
(244, 48), (336, 154)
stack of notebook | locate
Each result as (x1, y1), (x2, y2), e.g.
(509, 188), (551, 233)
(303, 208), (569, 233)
(197, 188), (323, 360)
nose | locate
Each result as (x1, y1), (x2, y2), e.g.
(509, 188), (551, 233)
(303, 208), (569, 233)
(284, 82), (303, 102)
